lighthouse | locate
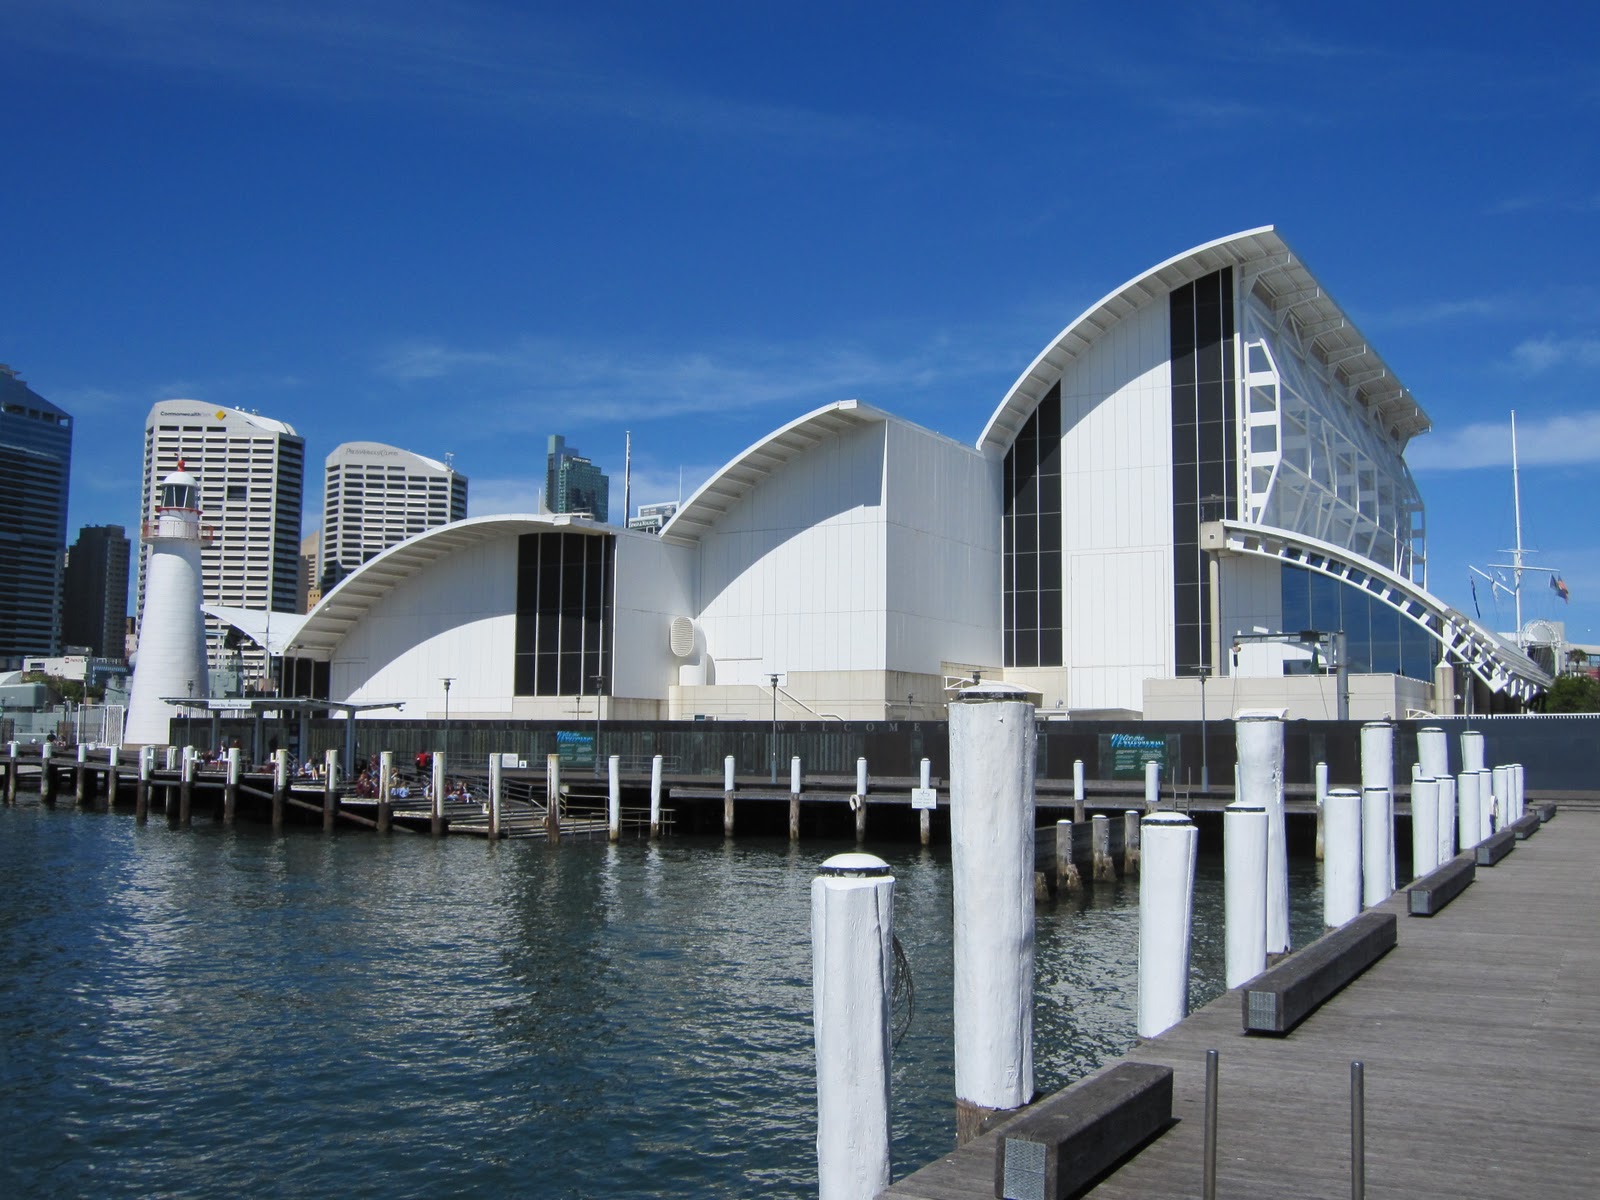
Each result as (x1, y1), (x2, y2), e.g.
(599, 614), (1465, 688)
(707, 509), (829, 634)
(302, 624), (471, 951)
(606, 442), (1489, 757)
(125, 463), (210, 746)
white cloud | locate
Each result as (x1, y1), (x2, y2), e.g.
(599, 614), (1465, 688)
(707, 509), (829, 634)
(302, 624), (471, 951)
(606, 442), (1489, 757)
(466, 476), (545, 518)
(1409, 410), (1600, 470)
(1511, 336), (1600, 373)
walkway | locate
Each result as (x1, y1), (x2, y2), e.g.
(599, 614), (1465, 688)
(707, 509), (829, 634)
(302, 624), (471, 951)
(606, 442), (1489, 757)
(886, 810), (1600, 1199)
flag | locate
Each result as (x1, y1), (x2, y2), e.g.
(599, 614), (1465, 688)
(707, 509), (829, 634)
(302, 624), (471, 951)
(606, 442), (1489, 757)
(1470, 576), (1481, 618)
(1552, 575), (1570, 602)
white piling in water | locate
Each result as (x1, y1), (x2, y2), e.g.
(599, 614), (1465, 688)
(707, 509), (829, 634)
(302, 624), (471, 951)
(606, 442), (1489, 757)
(649, 755), (662, 838)
(1144, 759), (1160, 811)
(812, 852), (894, 1199)
(1417, 727), (1449, 780)
(378, 749), (393, 833)
(431, 752), (446, 837)
(608, 754), (621, 842)
(919, 757), (932, 846)
(1091, 814), (1114, 881)
(1224, 801), (1268, 988)
(1361, 786), (1392, 908)
(1412, 777), (1440, 880)
(1315, 761), (1329, 861)
(1436, 774), (1456, 862)
(791, 755), (802, 793)
(723, 754), (736, 837)
(1236, 714), (1289, 955)
(1461, 730), (1486, 773)
(1477, 770), (1494, 840)
(790, 755), (802, 841)
(545, 752), (561, 841)
(1323, 788), (1362, 928)
(1073, 759), (1085, 821)
(1360, 722), (1396, 891)
(488, 754), (502, 841)
(854, 756), (869, 841)
(1457, 771), (1481, 850)
(1138, 813), (1198, 1038)
(1492, 765), (1510, 831)
(949, 684), (1035, 1143)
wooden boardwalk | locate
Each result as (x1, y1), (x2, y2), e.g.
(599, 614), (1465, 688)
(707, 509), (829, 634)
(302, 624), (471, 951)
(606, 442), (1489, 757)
(886, 810), (1600, 1199)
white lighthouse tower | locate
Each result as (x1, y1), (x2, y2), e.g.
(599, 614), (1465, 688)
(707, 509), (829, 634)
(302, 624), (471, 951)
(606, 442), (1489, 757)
(125, 463), (210, 746)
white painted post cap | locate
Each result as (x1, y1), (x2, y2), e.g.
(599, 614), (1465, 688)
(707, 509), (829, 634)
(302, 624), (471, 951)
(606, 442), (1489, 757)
(818, 853), (892, 877)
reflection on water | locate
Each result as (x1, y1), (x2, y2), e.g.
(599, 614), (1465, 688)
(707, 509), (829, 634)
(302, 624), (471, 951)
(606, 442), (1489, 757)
(0, 807), (1322, 1198)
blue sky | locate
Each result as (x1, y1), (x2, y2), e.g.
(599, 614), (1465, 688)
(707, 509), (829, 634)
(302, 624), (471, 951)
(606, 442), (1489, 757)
(4, 1), (1597, 643)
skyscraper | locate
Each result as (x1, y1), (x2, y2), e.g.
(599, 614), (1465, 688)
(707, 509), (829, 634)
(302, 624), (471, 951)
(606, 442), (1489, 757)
(0, 365), (72, 662)
(321, 442), (468, 588)
(139, 402), (305, 688)
(62, 524), (131, 659)
(545, 434), (608, 521)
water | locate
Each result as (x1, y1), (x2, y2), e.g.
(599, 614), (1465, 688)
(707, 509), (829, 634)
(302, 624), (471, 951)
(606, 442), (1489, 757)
(0, 805), (1323, 1197)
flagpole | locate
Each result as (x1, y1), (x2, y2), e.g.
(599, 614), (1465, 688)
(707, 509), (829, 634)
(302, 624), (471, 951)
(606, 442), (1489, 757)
(1511, 410), (1524, 648)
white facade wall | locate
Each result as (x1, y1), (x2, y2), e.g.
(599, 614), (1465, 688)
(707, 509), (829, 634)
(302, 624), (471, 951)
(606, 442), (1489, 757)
(1010, 298), (1174, 713)
(333, 535), (518, 718)
(611, 530), (696, 702)
(694, 422), (889, 686)
(882, 422), (999, 674)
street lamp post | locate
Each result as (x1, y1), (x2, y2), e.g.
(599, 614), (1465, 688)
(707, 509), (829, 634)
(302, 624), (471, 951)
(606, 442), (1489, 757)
(769, 674), (780, 784)
(592, 674), (605, 778)
(441, 677), (454, 756)
(1198, 667), (1210, 792)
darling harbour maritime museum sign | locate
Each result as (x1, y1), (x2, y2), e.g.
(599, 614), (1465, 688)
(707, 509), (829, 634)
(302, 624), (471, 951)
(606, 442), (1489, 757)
(1102, 732), (1179, 779)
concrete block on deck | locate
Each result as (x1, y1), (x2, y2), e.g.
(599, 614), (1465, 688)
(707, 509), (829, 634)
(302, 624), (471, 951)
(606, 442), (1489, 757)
(1476, 826), (1516, 865)
(1537, 803), (1557, 823)
(1511, 812), (1540, 841)
(1407, 853), (1474, 917)
(1243, 910), (1396, 1035)
(994, 1062), (1173, 1200)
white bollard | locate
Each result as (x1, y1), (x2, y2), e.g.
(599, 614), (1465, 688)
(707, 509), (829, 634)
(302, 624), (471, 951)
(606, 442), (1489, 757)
(723, 754), (735, 793)
(1360, 722), (1396, 891)
(791, 755), (802, 795)
(1138, 813), (1198, 1038)
(1513, 763), (1526, 822)
(920, 758), (932, 789)
(949, 684), (1035, 1142)
(488, 754), (502, 840)
(1236, 714), (1289, 955)
(1437, 774), (1457, 863)
(1457, 771), (1481, 849)
(165, 746), (178, 771)
(608, 754), (621, 842)
(812, 853), (894, 1199)
(1323, 789), (1362, 928)
(1143, 759), (1160, 811)
(649, 755), (663, 838)
(1461, 730), (1486, 773)
(1361, 786), (1392, 908)
(1073, 758), (1085, 818)
(856, 756), (868, 799)
(1477, 770), (1494, 841)
(1223, 802), (1269, 988)
(1412, 777), (1440, 880)
(431, 752), (447, 832)
(1491, 765), (1510, 831)
(1417, 726), (1449, 780)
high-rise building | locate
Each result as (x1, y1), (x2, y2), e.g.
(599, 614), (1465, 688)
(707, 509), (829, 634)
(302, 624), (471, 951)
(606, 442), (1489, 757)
(321, 442), (468, 589)
(62, 524), (131, 659)
(299, 530), (320, 612)
(0, 365), (72, 662)
(139, 402), (305, 688)
(545, 435), (608, 521)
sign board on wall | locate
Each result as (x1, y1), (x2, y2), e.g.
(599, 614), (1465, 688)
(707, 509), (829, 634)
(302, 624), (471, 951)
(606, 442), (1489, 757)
(910, 787), (937, 810)
(1101, 732), (1179, 780)
(556, 730), (594, 769)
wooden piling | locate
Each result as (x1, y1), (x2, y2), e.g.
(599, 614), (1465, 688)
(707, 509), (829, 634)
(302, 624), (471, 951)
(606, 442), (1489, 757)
(177, 752), (194, 828)
(430, 751), (445, 837)
(1056, 819), (1082, 893)
(722, 755), (735, 837)
(5, 742), (18, 805)
(75, 744), (90, 807)
(855, 797), (867, 842)
(649, 755), (662, 839)
(323, 748), (339, 833)
(271, 748), (288, 830)
(106, 746), (120, 809)
(488, 754), (502, 841)
(919, 758), (932, 846)
(1092, 813), (1115, 881)
(789, 755), (802, 841)
(40, 742), (57, 805)
(377, 750), (393, 833)
(135, 747), (150, 823)
(545, 753), (561, 842)
(1124, 810), (1142, 876)
(224, 747), (240, 824)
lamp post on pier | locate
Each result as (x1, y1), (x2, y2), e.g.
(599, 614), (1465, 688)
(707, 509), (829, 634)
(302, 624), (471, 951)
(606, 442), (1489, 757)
(769, 673), (780, 784)
(441, 677), (453, 756)
(592, 674), (605, 778)
(1198, 666), (1210, 792)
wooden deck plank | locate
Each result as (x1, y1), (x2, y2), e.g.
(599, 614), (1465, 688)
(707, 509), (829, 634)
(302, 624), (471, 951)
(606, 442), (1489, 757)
(885, 811), (1600, 1200)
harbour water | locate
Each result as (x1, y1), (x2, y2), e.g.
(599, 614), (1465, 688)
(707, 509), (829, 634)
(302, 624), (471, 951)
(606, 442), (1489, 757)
(0, 805), (1324, 1197)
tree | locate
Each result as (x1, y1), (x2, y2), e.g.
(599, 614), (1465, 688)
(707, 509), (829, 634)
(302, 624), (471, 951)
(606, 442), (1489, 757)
(1541, 673), (1600, 713)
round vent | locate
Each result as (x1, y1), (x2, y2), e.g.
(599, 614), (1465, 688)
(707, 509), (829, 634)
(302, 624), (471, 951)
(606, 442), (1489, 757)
(669, 616), (695, 658)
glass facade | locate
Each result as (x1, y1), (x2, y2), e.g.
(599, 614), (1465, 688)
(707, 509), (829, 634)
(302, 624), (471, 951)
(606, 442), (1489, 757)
(1280, 564), (1436, 680)
(514, 532), (613, 696)
(0, 368), (72, 659)
(1002, 382), (1063, 668)
(1170, 268), (1238, 676)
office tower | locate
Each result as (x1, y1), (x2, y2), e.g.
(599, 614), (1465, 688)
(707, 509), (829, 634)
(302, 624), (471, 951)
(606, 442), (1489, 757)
(545, 434), (609, 521)
(299, 530), (320, 612)
(62, 524), (131, 659)
(320, 442), (468, 589)
(0, 365), (72, 661)
(140, 401), (305, 687)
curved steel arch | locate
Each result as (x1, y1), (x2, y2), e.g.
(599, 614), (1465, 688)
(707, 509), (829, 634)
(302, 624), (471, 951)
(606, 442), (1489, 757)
(1212, 520), (1550, 702)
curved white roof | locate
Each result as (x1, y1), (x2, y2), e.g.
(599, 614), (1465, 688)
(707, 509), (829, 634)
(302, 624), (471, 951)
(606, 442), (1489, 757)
(978, 226), (1430, 455)
(288, 513), (608, 660)
(324, 440), (452, 474)
(660, 399), (891, 545)
(146, 400), (299, 437)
